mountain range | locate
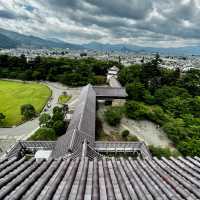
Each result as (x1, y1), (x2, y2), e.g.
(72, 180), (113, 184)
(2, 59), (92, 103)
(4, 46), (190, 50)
(0, 28), (82, 49)
(0, 28), (200, 55)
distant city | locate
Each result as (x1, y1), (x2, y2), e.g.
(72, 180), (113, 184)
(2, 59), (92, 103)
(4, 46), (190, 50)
(1, 47), (200, 72)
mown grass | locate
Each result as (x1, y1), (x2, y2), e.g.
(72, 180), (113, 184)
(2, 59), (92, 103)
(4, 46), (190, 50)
(58, 95), (71, 104)
(0, 80), (51, 127)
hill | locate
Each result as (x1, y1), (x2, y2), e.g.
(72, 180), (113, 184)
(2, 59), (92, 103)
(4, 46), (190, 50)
(0, 33), (18, 48)
(0, 28), (82, 49)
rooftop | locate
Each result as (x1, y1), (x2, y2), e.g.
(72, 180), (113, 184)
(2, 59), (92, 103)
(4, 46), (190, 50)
(2, 84), (200, 199)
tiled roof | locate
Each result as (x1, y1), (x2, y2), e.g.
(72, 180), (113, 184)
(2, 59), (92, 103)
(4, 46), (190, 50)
(52, 84), (96, 158)
(93, 86), (127, 99)
(0, 156), (200, 199)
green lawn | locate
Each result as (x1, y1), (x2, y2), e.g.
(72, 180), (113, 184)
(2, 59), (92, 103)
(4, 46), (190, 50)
(58, 95), (71, 104)
(0, 80), (51, 127)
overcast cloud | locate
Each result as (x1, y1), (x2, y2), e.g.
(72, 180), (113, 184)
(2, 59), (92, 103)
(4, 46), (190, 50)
(0, 0), (200, 47)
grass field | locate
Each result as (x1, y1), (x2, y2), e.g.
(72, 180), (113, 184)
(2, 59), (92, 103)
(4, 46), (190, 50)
(58, 95), (71, 104)
(0, 80), (51, 127)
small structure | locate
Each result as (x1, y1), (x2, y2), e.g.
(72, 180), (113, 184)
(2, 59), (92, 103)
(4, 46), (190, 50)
(107, 65), (119, 81)
(107, 66), (126, 106)
(35, 150), (52, 160)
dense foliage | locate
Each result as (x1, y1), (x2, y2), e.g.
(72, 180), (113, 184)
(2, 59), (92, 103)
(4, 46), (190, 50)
(0, 55), (121, 86)
(104, 107), (123, 126)
(149, 145), (179, 158)
(0, 113), (5, 123)
(119, 54), (200, 156)
(29, 127), (56, 141)
(39, 106), (67, 136)
(20, 104), (36, 120)
(34, 106), (68, 141)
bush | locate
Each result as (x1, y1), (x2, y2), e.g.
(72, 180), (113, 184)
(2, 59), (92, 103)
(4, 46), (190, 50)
(177, 139), (200, 157)
(0, 113), (5, 123)
(21, 104), (36, 120)
(126, 82), (145, 101)
(125, 101), (149, 120)
(39, 113), (51, 126)
(128, 135), (139, 142)
(154, 86), (191, 105)
(29, 128), (57, 141)
(121, 130), (130, 139)
(149, 145), (178, 158)
(52, 120), (66, 136)
(104, 107), (122, 126)
(147, 106), (172, 125)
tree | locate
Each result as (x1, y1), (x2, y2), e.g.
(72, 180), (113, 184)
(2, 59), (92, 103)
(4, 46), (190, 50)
(39, 113), (51, 127)
(126, 82), (145, 101)
(149, 145), (177, 158)
(29, 128), (56, 141)
(141, 54), (162, 91)
(0, 113), (5, 123)
(104, 107), (122, 126)
(154, 86), (191, 105)
(53, 106), (62, 114)
(52, 111), (64, 121)
(121, 130), (130, 140)
(118, 64), (141, 86)
(21, 104), (36, 120)
(180, 69), (200, 96)
(163, 97), (191, 117)
(177, 139), (200, 157)
(52, 120), (66, 136)
(125, 101), (149, 120)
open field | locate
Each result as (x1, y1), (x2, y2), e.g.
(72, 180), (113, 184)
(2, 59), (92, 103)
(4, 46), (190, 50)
(0, 80), (51, 127)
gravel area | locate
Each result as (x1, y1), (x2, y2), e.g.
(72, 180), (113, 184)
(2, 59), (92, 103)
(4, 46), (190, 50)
(97, 104), (174, 148)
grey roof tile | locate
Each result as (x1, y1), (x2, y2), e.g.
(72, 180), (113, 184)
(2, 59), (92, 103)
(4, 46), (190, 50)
(0, 156), (199, 199)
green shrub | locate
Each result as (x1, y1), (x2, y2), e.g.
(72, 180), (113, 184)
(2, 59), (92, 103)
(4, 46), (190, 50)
(52, 120), (66, 136)
(121, 130), (130, 139)
(126, 82), (145, 101)
(104, 107), (122, 126)
(125, 101), (149, 120)
(29, 128), (56, 141)
(128, 135), (139, 142)
(21, 104), (36, 120)
(177, 139), (200, 157)
(149, 145), (179, 158)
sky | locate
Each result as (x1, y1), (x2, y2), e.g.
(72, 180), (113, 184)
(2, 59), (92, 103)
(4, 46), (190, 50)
(0, 0), (200, 47)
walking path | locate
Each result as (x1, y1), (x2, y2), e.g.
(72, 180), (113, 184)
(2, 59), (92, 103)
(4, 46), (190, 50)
(0, 81), (80, 156)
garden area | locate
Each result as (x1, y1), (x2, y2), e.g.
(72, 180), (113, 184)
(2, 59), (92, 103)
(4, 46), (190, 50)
(0, 80), (51, 127)
(116, 54), (200, 157)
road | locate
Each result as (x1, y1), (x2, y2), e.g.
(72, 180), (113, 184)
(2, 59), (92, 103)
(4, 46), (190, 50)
(0, 81), (80, 156)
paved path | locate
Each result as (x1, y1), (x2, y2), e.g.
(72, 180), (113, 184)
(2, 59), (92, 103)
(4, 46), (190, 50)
(0, 81), (80, 155)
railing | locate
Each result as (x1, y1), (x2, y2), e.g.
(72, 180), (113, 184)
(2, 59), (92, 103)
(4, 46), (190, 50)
(6, 141), (56, 158)
(19, 141), (56, 150)
(95, 141), (151, 159)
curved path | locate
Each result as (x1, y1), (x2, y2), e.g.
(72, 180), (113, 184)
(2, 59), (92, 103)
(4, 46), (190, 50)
(0, 81), (80, 140)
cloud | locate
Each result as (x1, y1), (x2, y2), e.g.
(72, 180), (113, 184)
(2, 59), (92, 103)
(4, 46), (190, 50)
(0, 10), (16, 19)
(0, 0), (200, 47)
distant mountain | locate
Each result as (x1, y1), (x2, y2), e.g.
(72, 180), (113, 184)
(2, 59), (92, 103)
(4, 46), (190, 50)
(0, 33), (18, 48)
(0, 28), (200, 55)
(84, 42), (200, 56)
(0, 28), (83, 49)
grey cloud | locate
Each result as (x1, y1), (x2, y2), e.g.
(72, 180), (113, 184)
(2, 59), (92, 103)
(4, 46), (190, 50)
(0, 10), (16, 19)
(1, 0), (200, 47)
